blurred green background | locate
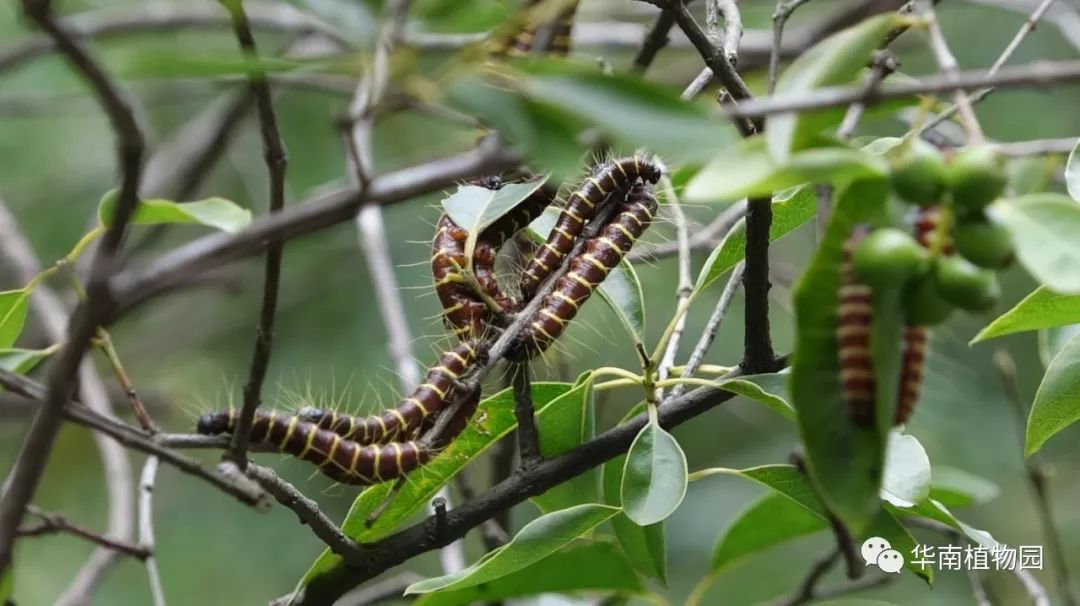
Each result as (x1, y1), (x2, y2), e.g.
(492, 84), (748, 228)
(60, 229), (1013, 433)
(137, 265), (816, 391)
(1, 0), (1078, 604)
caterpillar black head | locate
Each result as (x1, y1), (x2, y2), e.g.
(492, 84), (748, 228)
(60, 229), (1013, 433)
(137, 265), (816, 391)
(196, 410), (234, 435)
(296, 406), (327, 424)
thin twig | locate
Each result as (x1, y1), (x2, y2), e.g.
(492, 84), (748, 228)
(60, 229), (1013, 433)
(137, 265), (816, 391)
(968, 566), (991, 606)
(511, 362), (542, 467)
(667, 262), (744, 402)
(680, 0), (743, 99)
(0, 0), (147, 580)
(998, 136), (1079, 156)
(994, 350), (1076, 606)
(246, 464), (363, 559)
(919, 0), (986, 142)
(138, 457), (166, 606)
(775, 549), (839, 606)
(922, 0), (1058, 134)
(222, 0), (290, 469)
(837, 51), (898, 139)
(0, 369), (269, 507)
(770, 0), (814, 94)
(723, 58), (1080, 119)
(20, 506), (149, 560)
(656, 178), (693, 399)
(632, 5), (678, 73)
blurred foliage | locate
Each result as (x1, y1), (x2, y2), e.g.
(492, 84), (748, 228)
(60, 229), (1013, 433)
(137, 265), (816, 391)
(1, 0), (1079, 605)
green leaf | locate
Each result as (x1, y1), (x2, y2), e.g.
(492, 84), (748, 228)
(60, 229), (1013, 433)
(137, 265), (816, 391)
(790, 178), (894, 531)
(767, 14), (899, 161)
(602, 402), (667, 584)
(533, 373), (598, 513)
(404, 504), (621, 594)
(597, 260), (646, 344)
(694, 185), (816, 292)
(685, 137), (887, 203)
(716, 371), (796, 420)
(442, 178), (549, 237)
(710, 492), (827, 571)
(518, 60), (738, 164)
(411, 541), (642, 606)
(880, 431), (931, 508)
(691, 465), (930, 582)
(0, 289), (30, 349)
(973, 286), (1080, 343)
(1066, 138), (1080, 201)
(1026, 331), (1080, 456)
(121, 51), (311, 79)
(991, 194), (1080, 294)
(928, 467), (999, 509)
(621, 420), (688, 526)
(98, 192), (252, 233)
(889, 499), (997, 549)
(0, 347), (55, 376)
(0, 566), (11, 604)
(297, 383), (573, 591)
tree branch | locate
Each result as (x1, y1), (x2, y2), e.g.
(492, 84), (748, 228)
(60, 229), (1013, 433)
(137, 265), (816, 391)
(138, 457), (167, 606)
(222, 0), (290, 470)
(0, 0), (147, 580)
(511, 362), (541, 467)
(18, 506), (150, 561)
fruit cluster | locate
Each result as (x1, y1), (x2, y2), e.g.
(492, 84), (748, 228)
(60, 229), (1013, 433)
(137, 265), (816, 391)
(853, 141), (1014, 325)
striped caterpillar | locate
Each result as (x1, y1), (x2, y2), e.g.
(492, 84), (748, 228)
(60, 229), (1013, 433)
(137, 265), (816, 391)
(296, 340), (489, 443)
(196, 390), (479, 486)
(894, 207), (948, 426)
(504, 0), (578, 57)
(512, 182), (657, 359)
(520, 156), (662, 302)
(837, 228), (876, 428)
(432, 183), (556, 339)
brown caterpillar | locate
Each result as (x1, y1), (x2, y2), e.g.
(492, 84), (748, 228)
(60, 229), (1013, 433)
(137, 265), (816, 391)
(520, 156), (662, 301)
(296, 340), (489, 443)
(432, 184), (557, 339)
(894, 206), (946, 426)
(504, 0), (578, 57)
(837, 228), (876, 428)
(196, 390), (478, 485)
(512, 182), (657, 359)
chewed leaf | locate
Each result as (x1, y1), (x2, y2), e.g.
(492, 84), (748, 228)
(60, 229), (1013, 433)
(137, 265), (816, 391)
(404, 504), (621, 594)
(880, 430), (931, 508)
(443, 178), (549, 259)
(597, 260), (646, 344)
(98, 191), (252, 233)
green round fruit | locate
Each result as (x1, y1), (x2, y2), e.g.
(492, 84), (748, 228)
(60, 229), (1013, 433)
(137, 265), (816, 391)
(933, 255), (1001, 311)
(852, 228), (930, 288)
(954, 219), (1014, 268)
(889, 139), (947, 205)
(902, 273), (954, 326)
(947, 145), (1007, 210)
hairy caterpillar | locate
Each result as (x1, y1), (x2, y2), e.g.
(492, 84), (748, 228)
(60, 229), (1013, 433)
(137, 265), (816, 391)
(520, 156), (662, 301)
(894, 206), (945, 426)
(512, 182), (657, 359)
(296, 340), (489, 443)
(196, 390), (479, 485)
(432, 184), (557, 339)
(504, 0), (578, 57)
(837, 228), (876, 428)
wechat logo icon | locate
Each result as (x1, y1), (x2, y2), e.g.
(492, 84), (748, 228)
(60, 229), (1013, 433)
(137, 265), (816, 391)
(861, 537), (904, 574)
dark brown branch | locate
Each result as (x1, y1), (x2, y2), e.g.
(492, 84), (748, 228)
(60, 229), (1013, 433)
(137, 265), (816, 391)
(246, 464), (362, 560)
(511, 362), (541, 467)
(221, 0), (290, 470)
(632, 4), (679, 73)
(18, 506), (151, 561)
(297, 374), (752, 604)
(0, 0), (148, 578)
